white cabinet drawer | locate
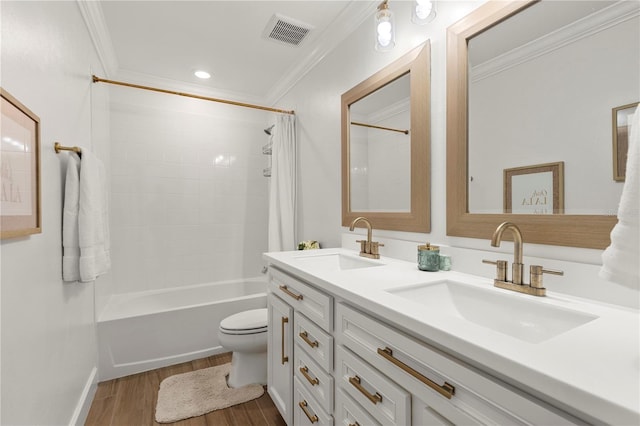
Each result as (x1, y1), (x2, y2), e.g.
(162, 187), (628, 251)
(335, 388), (381, 426)
(336, 303), (581, 425)
(294, 311), (334, 372)
(269, 267), (333, 332)
(294, 345), (334, 414)
(294, 377), (334, 426)
(413, 394), (478, 426)
(335, 345), (410, 426)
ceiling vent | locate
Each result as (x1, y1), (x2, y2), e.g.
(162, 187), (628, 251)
(262, 14), (313, 47)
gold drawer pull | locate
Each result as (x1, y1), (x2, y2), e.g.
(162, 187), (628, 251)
(348, 423), (360, 426)
(280, 317), (289, 365)
(348, 375), (382, 405)
(279, 285), (303, 301)
(299, 400), (319, 423)
(377, 346), (455, 399)
(300, 366), (319, 386)
(299, 331), (319, 348)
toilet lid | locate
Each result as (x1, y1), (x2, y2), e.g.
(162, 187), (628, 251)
(220, 308), (268, 334)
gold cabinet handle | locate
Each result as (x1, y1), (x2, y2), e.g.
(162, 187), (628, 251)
(298, 400), (319, 423)
(280, 317), (289, 365)
(348, 423), (360, 426)
(377, 347), (455, 399)
(300, 366), (319, 386)
(279, 285), (303, 301)
(299, 331), (319, 348)
(348, 375), (382, 405)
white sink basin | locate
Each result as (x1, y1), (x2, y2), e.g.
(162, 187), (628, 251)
(293, 252), (384, 271)
(387, 280), (598, 343)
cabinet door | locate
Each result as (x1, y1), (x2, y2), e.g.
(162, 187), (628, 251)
(268, 293), (293, 426)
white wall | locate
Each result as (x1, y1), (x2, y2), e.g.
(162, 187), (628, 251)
(107, 87), (272, 296)
(279, 1), (637, 308)
(1, 1), (108, 424)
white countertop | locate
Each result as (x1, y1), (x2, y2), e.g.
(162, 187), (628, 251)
(264, 248), (640, 425)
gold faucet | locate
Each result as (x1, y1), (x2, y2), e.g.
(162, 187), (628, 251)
(491, 222), (524, 284)
(483, 222), (563, 296)
(349, 216), (384, 259)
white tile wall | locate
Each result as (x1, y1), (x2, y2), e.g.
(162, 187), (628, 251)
(109, 89), (272, 294)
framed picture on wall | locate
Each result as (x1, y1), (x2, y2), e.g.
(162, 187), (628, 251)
(612, 101), (638, 182)
(1, 88), (41, 239)
(504, 162), (564, 215)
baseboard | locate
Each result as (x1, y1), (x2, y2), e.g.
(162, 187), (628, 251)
(69, 366), (98, 426)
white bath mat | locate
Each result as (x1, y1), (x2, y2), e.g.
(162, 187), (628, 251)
(155, 363), (264, 423)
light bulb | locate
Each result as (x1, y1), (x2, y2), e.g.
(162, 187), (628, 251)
(374, 1), (395, 52)
(412, 0), (436, 25)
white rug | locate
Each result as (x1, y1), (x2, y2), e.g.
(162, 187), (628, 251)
(155, 363), (264, 423)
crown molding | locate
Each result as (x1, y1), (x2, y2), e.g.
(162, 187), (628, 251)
(265, 1), (379, 106)
(77, 0), (118, 77)
(470, 1), (640, 83)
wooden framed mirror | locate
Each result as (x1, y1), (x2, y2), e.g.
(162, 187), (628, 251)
(342, 42), (430, 233)
(445, 0), (637, 249)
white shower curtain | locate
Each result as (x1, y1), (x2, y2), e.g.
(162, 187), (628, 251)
(268, 114), (297, 252)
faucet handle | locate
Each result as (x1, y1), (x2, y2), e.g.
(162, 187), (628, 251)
(370, 241), (384, 256)
(530, 265), (563, 289)
(482, 259), (508, 282)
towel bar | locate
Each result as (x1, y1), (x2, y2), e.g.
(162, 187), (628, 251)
(54, 142), (81, 155)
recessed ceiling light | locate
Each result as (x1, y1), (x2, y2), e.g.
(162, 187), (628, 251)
(194, 70), (211, 79)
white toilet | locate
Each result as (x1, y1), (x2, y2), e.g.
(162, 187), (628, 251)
(218, 308), (268, 388)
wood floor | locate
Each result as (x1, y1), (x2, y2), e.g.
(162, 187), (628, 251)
(85, 352), (286, 426)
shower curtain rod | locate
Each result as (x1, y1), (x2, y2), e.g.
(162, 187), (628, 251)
(92, 75), (295, 115)
(350, 121), (409, 134)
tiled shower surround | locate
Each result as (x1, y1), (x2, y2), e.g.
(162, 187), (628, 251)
(109, 88), (272, 294)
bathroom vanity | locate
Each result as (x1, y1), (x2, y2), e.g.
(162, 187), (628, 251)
(264, 248), (639, 425)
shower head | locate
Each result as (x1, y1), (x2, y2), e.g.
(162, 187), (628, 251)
(264, 125), (275, 135)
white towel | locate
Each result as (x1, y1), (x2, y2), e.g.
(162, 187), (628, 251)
(78, 149), (111, 282)
(62, 153), (81, 282)
(600, 109), (640, 290)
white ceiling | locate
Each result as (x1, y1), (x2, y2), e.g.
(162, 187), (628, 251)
(92, 1), (377, 105)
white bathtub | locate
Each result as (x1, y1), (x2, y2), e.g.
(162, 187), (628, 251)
(97, 277), (267, 381)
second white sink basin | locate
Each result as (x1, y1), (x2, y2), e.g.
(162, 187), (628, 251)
(293, 252), (384, 271)
(387, 280), (598, 343)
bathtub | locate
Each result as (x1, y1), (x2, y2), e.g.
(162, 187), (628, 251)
(97, 277), (267, 381)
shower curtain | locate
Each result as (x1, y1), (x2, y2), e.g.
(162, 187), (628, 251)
(268, 114), (297, 251)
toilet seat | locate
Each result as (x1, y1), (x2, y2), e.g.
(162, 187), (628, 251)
(219, 308), (268, 335)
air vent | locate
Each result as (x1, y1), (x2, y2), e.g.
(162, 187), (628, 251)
(262, 14), (313, 47)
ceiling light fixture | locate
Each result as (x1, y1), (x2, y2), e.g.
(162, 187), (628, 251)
(412, 0), (437, 25)
(194, 70), (211, 79)
(374, 0), (395, 52)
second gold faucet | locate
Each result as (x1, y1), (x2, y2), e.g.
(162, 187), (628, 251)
(483, 222), (563, 297)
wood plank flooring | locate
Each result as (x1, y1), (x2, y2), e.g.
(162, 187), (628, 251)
(85, 352), (286, 426)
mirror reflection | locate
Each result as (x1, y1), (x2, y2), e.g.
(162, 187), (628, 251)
(467, 0), (638, 215)
(349, 73), (410, 212)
